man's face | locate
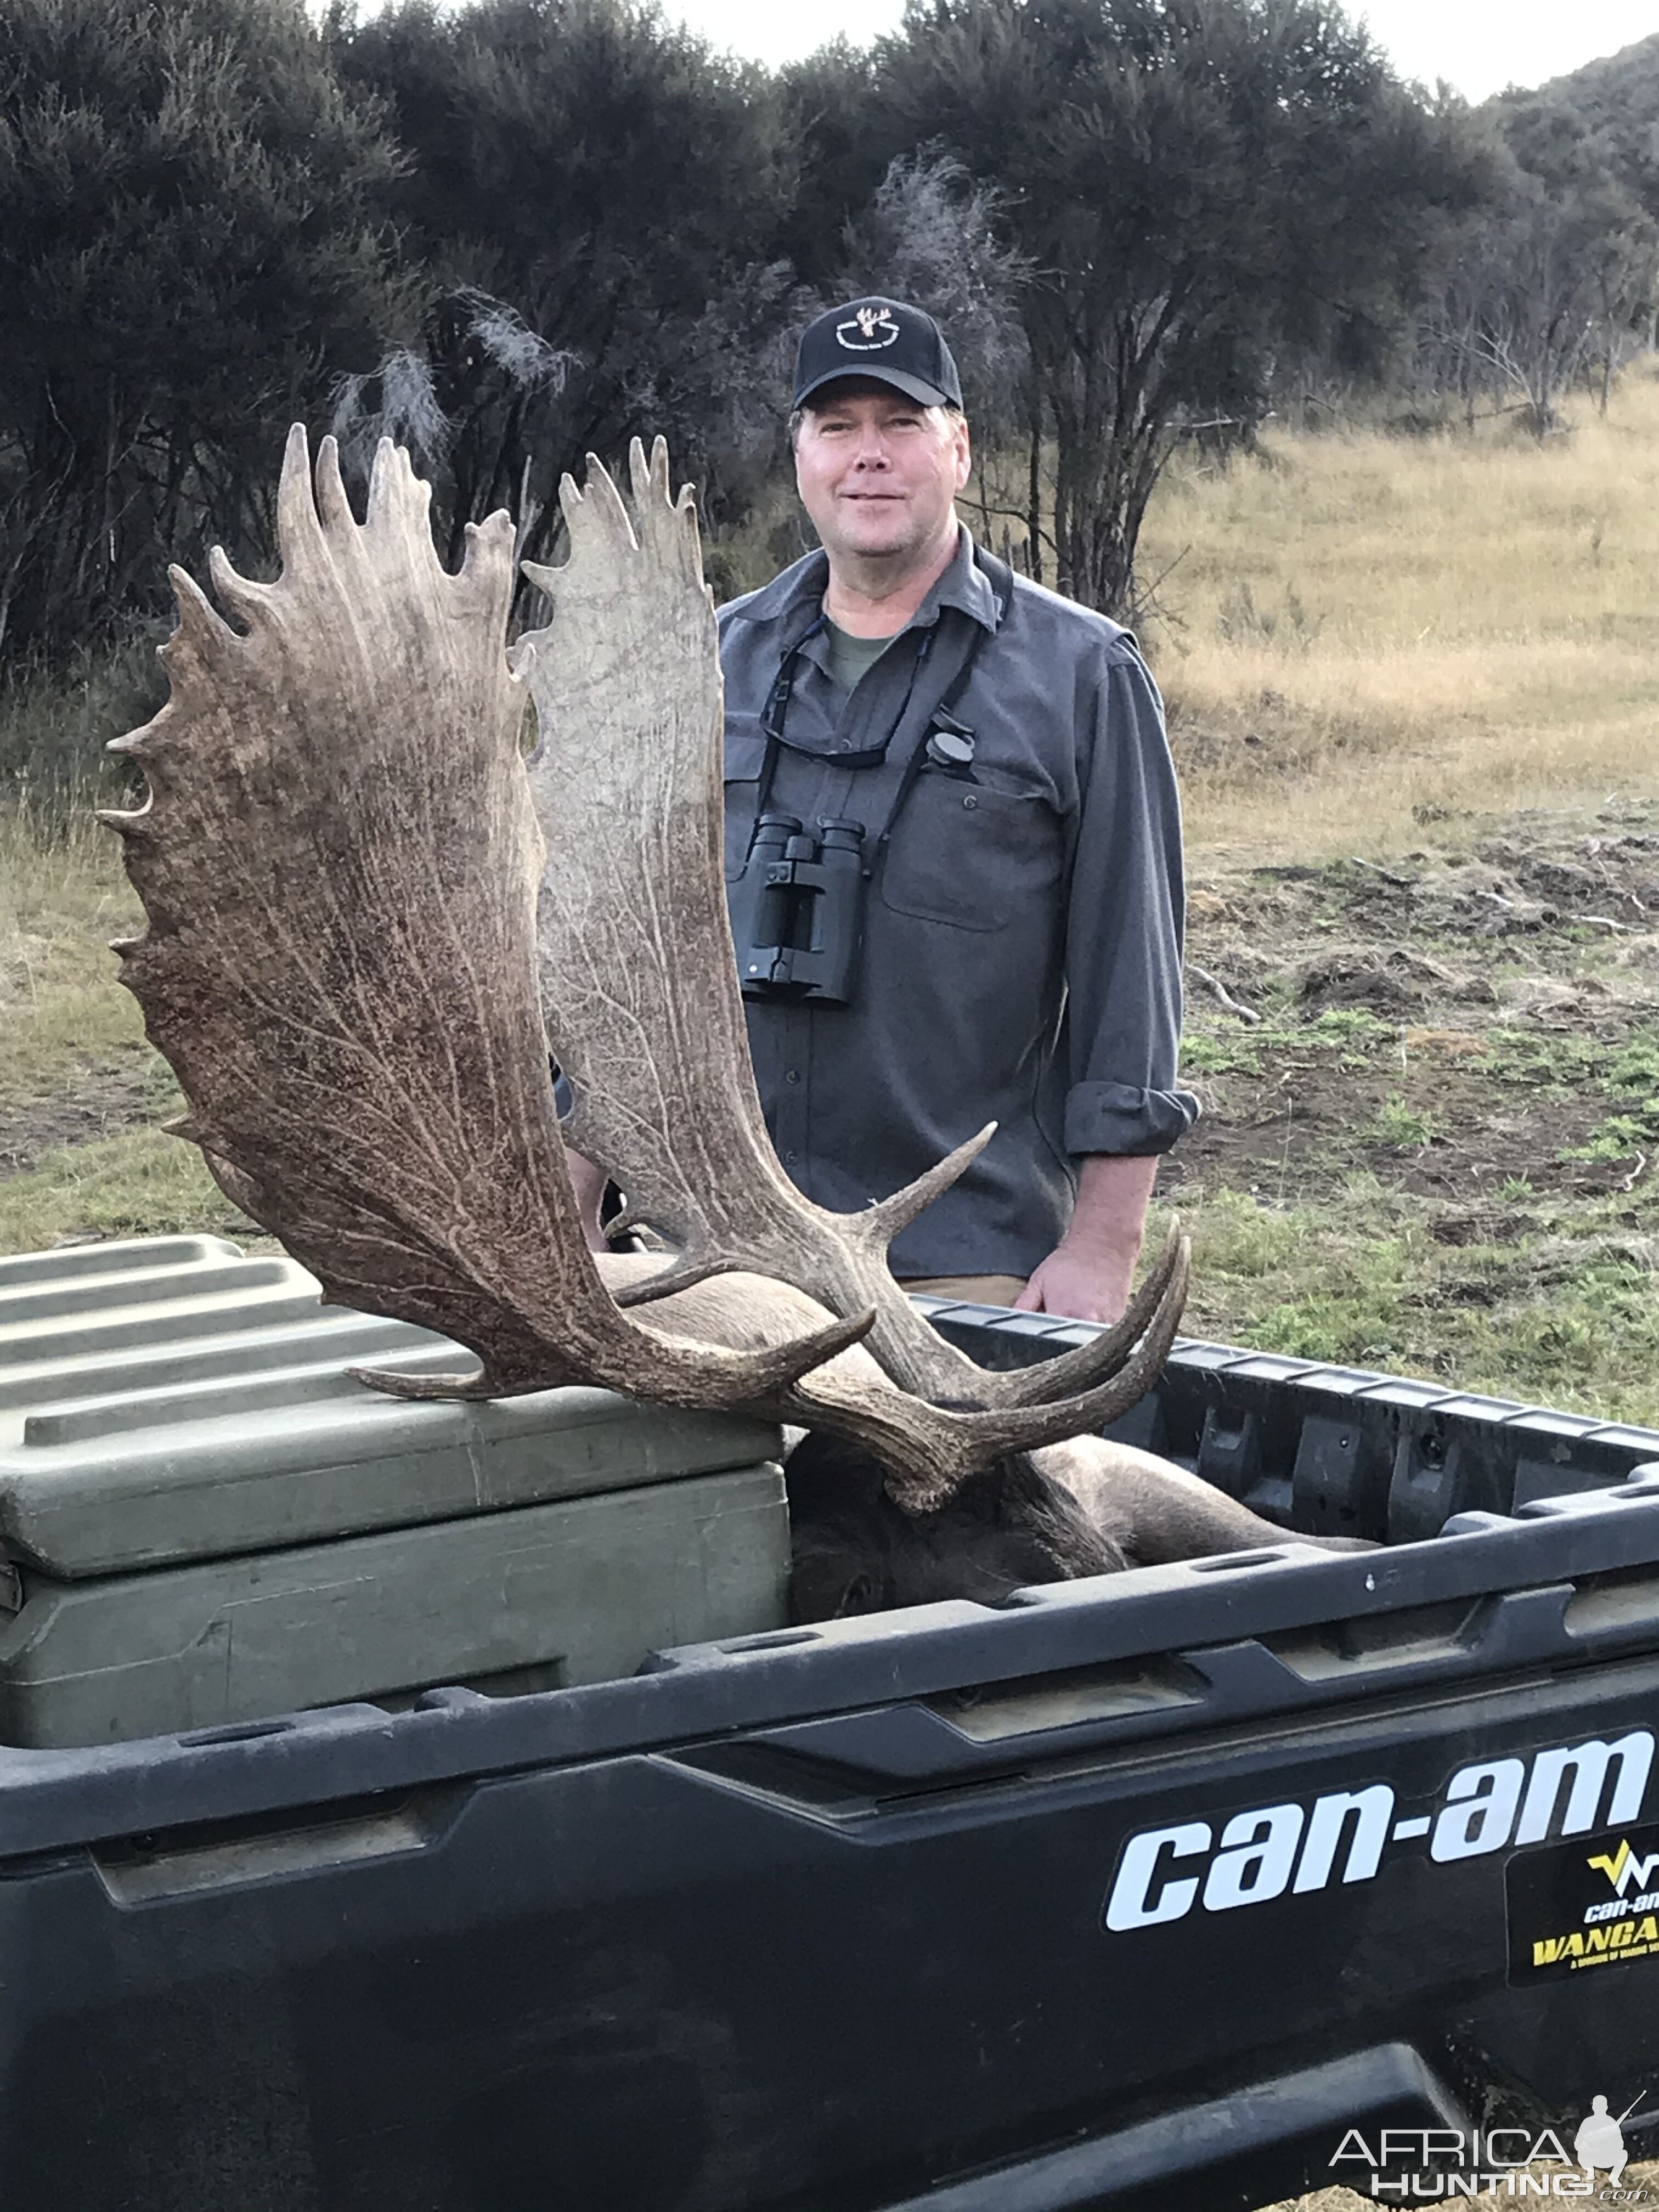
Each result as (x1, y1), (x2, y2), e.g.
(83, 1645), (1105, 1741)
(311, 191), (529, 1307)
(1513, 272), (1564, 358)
(794, 381), (972, 573)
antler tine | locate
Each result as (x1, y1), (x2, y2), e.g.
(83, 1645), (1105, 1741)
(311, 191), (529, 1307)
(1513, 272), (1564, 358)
(611, 1235), (1190, 1514)
(941, 1232), (1188, 1453)
(275, 416), (329, 554)
(364, 434), (420, 529)
(627, 435), (705, 580)
(849, 1123), (997, 1255)
(603, 1123), (993, 1295)
(349, 1303), (873, 1406)
(630, 434), (666, 510)
(963, 1222), (1188, 1409)
(599, 1114), (983, 1308)
(563, 450), (636, 550)
(782, 1233), (1190, 1511)
(312, 431), (358, 532)
(103, 422), (873, 1419)
(520, 442), (1183, 1447)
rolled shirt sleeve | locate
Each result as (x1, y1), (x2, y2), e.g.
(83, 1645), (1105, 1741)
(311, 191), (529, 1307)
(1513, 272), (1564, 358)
(1060, 637), (1201, 1158)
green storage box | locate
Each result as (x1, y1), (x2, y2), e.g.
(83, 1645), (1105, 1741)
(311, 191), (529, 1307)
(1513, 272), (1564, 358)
(0, 1235), (790, 1745)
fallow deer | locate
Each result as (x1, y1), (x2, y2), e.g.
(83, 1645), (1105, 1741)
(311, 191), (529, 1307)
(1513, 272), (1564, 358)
(102, 428), (1352, 1623)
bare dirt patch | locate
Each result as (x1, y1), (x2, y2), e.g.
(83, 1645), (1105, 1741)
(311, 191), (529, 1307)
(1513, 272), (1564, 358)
(1, 1062), (172, 1181)
(1164, 797), (1659, 1418)
(1167, 797), (1659, 1212)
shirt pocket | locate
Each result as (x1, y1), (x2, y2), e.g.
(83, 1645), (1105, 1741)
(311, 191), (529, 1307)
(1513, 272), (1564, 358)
(878, 775), (1064, 933)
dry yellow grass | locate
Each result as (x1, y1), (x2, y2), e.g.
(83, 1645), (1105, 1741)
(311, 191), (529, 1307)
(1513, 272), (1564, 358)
(0, 794), (146, 1106)
(1141, 364), (1659, 856)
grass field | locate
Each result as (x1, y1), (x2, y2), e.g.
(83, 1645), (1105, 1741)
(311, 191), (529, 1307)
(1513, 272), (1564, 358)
(1128, 367), (1658, 1429)
(1165, 799), (1659, 1424)
(3, 370), (1658, 1443)
(1143, 363), (1659, 855)
(0, 796), (225, 1245)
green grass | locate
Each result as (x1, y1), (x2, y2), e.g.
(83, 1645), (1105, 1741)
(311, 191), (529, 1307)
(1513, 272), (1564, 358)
(1364, 1095), (1439, 1150)
(0, 1126), (252, 1254)
(1169, 1178), (1659, 1426)
(0, 637), (165, 789)
(1159, 786), (1659, 1430)
(1565, 1110), (1659, 1161)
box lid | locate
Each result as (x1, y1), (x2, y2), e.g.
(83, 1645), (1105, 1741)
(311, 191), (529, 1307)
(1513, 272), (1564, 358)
(0, 1237), (782, 1578)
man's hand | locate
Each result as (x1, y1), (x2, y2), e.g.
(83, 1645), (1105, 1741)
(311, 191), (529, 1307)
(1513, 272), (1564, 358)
(1014, 1154), (1160, 1325)
(1017, 1242), (1138, 1325)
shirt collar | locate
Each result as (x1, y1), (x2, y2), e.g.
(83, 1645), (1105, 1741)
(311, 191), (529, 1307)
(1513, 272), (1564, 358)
(727, 522), (1001, 639)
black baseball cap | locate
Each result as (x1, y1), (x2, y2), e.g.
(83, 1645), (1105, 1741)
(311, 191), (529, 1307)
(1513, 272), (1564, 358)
(792, 297), (963, 411)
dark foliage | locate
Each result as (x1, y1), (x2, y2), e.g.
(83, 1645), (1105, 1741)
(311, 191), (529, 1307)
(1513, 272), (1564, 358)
(329, 0), (804, 568)
(0, 0), (407, 663)
(871, 0), (1489, 611)
(1403, 42), (1659, 433)
(5, 0), (1652, 675)
(1494, 33), (1659, 224)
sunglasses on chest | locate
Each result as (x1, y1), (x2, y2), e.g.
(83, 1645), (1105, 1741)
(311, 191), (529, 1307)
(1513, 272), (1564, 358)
(759, 614), (940, 771)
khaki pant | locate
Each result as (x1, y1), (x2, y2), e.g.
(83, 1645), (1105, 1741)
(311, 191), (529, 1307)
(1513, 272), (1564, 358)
(900, 1273), (1027, 1308)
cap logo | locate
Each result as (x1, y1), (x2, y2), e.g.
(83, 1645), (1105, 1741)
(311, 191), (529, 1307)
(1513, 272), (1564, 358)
(836, 306), (900, 353)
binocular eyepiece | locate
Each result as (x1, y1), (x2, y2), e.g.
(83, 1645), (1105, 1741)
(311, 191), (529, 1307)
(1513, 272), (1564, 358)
(729, 812), (867, 1006)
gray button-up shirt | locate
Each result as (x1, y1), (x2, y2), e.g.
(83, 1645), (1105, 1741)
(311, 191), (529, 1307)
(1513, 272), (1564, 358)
(719, 526), (1198, 1279)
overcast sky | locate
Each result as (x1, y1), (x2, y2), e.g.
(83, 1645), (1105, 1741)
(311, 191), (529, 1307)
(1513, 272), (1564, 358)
(649, 0), (1657, 99)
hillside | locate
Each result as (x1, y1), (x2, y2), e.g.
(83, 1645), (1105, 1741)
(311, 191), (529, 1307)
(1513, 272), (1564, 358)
(1510, 26), (1659, 108)
(1491, 31), (1659, 215)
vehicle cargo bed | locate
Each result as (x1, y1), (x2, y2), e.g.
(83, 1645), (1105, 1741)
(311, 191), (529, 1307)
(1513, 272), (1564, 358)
(0, 1254), (1656, 2210)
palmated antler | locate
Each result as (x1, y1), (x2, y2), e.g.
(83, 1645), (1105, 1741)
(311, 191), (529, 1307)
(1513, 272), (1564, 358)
(597, 1233), (1187, 1511)
(518, 439), (1185, 1434)
(786, 1231), (1189, 1511)
(101, 427), (868, 1412)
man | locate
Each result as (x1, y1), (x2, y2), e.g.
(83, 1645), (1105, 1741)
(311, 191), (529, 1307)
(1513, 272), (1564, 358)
(714, 296), (1197, 1324)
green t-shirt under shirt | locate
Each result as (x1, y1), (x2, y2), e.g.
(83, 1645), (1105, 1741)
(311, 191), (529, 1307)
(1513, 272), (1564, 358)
(824, 620), (896, 692)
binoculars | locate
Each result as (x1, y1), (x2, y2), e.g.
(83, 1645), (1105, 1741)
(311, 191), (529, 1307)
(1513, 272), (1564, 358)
(729, 812), (867, 1005)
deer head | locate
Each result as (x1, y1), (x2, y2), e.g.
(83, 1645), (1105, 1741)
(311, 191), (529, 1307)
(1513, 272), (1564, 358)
(104, 427), (1187, 1514)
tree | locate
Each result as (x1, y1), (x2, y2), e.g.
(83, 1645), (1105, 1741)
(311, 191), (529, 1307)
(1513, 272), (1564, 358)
(0, 0), (407, 664)
(1415, 77), (1659, 432)
(872, 0), (1489, 613)
(838, 150), (1030, 432)
(776, 38), (892, 288)
(330, 0), (804, 568)
(1428, 165), (1657, 432)
(1493, 33), (1659, 226)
